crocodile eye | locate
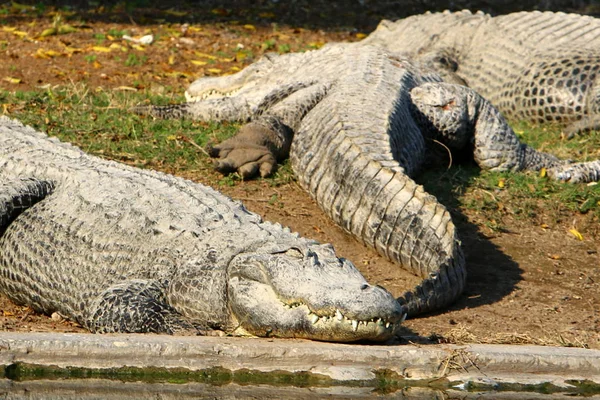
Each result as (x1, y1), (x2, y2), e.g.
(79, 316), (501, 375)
(285, 247), (304, 259)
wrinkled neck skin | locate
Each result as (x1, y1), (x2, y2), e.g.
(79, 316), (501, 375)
(167, 223), (404, 342)
(410, 82), (565, 173)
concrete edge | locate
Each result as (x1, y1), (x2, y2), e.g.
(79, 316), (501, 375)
(1, 332), (599, 387)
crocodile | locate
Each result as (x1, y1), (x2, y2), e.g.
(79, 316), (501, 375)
(0, 116), (405, 342)
(361, 10), (600, 136)
(135, 43), (600, 317)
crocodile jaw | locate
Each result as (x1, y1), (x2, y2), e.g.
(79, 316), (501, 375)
(226, 246), (404, 342)
(228, 277), (403, 342)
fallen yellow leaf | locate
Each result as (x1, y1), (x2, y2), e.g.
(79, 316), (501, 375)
(92, 60), (102, 69)
(109, 43), (127, 52)
(168, 55), (175, 65)
(194, 51), (217, 60)
(235, 51), (247, 61)
(259, 12), (276, 18)
(63, 46), (83, 55)
(207, 68), (222, 74)
(2, 27), (16, 32)
(114, 86), (138, 91)
(243, 24), (256, 31)
(355, 33), (367, 39)
(12, 30), (28, 38)
(34, 48), (63, 58)
(569, 228), (583, 241)
(131, 44), (146, 51)
(91, 46), (112, 53)
(3, 77), (21, 84)
(539, 167), (547, 178)
(58, 24), (77, 34)
(187, 26), (202, 32)
(165, 9), (188, 17)
(40, 27), (57, 37)
(167, 135), (177, 140)
(497, 178), (505, 188)
(218, 57), (234, 62)
(190, 60), (207, 66)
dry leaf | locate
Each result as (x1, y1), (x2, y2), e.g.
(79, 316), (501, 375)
(114, 86), (138, 91)
(165, 9), (188, 17)
(58, 24), (77, 34)
(355, 33), (367, 39)
(131, 44), (146, 51)
(12, 30), (28, 38)
(207, 68), (222, 74)
(168, 55), (175, 65)
(539, 168), (547, 178)
(91, 46), (112, 53)
(259, 12), (276, 18)
(40, 27), (58, 37)
(235, 51), (247, 61)
(497, 178), (505, 188)
(34, 48), (62, 58)
(190, 60), (207, 66)
(243, 24), (256, 30)
(194, 51), (217, 59)
(109, 43), (127, 52)
(3, 77), (21, 84)
(569, 228), (583, 241)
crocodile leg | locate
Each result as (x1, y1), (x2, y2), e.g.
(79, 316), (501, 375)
(411, 82), (600, 183)
(85, 279), (199, 335)
(208, 83), (330, 179)
(0, 178), (54, 233)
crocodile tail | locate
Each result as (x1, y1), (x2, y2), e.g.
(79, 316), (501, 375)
(131, 104), (191, 119)
(291, 118), (467, 318)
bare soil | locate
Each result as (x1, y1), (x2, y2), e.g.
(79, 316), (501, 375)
(0, 3), (598, 348)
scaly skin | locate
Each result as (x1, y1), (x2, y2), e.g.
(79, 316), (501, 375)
(136, 44), (467, 317)
(0, 116), (404, 342)
(362, 10), (600, 136)
(136, 43), (600, 318)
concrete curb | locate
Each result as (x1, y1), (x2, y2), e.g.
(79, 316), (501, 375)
(1, 332), (599, 388)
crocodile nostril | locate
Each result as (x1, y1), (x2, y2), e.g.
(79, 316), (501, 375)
(360, 284), (370, 290)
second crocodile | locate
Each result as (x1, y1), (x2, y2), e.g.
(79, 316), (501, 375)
(136, 43), (600, 317)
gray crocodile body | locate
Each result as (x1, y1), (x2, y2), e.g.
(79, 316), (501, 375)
(0, 116), (404, 342)
(362, 10), (600, 135)
(136, 43), (600, 318)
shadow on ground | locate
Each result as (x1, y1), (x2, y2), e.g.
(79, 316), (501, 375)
(6, 1), (600, 31)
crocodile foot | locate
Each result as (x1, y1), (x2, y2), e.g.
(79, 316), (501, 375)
(208, 118), (292, 179)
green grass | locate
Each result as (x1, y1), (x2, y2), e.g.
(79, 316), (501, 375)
(418, 121), (600, 226)
(1, 84), (599, 221)
(0, 85), (238, 176)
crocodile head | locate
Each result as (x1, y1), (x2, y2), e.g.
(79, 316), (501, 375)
(227, 241), (405, 342)
(185, 52), (282, 103)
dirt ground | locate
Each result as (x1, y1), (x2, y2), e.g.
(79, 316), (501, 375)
(0, 3), (598, 348)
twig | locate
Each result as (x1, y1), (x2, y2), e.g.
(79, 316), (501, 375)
(432, 139), (453, 169)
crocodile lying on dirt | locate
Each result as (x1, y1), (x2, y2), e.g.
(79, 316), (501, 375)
(135, 43), (600, 317)
(362, 10), (600, 136)
(0, 116), (405, 342)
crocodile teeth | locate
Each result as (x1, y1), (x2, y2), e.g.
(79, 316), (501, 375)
(335, 309), (343, 321)
(352, 320), (359, 332)
(385, 322), (391, 329)
(400, 313), (407, 323)
(310, 314), (319, 325)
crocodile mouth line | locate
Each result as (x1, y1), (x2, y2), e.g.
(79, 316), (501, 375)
(185, 88), (241, 102)
(283, 301), (406, 332)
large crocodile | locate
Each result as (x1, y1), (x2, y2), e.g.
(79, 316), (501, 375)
(362, 10), (600, 136)
(135, 43), (600, 317)
(0, 116), (405, 342)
